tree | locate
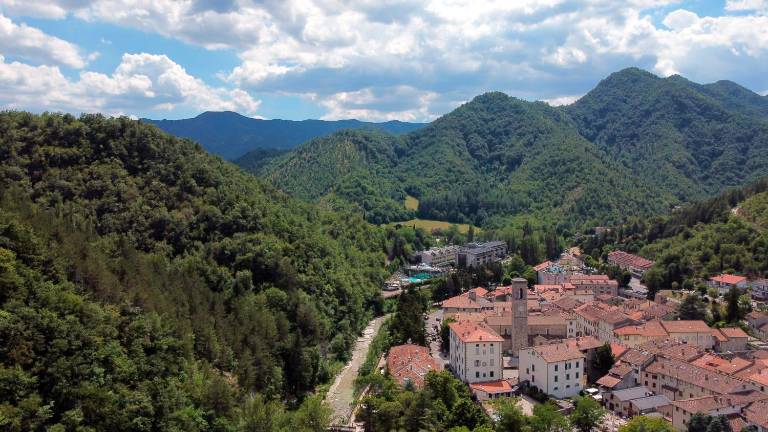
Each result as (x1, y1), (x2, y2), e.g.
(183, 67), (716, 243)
(677, 294), (707, 320)
(529, 402), (570, 432)
(570, 396), (605, 432)
(643, 268), (664, 300)
(493, 398), (525, 432)
(687, 414), (733, 432)
(726, 287), (744, 323)
(441, 317), (457, 353)
(620, 416), (674, 432)
(593, 343), (615, 376)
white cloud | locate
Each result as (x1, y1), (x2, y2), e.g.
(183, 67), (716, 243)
(2, 0), (768, 121)
(0, 53), (260, 116)
(0, 13), (87, 68)
(542, 95), (581, 106)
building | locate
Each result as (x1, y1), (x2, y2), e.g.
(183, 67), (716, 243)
(669, 392), (768, 431)
(441, 287), (493, 313)
(613, 321), (669, 348)
(418, 245), (460, 267)
(660, 320), (714, 350)
(597, 363), (637, 392)
(448, 320), (503, 384)
(708, 274), (749, 296)
(534, 261), (554, 283)
(574, 302), (637, 342)
(568, 274), (620, 297)
(386, 344), (441, 388)
(458, 241), (507, 268)
(607, 251), (654, 277)
(751, 279), (768, 301)
(469, 379), (516, 401)
(603, 386), (670, 418)
(519, 341), (586, 398)
(642, 357), (757, 401)
(713, 327), (749, 353)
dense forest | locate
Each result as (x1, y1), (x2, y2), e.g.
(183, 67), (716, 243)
(248, 68), (768, 234)
(0, 112), (433, 430)
(144, 111), (424, 160)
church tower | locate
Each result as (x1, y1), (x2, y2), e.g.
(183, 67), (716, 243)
(510, 277), (529, 357)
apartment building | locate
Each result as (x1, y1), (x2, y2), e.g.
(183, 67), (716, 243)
(458, 241), (507, 268)
(519, 341), (586, 399)
(449, 320), (503, 383)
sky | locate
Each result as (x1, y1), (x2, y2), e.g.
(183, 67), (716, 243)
(0, 0), (767, 122)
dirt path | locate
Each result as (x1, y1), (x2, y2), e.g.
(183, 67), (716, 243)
(325, 314), (390, 426)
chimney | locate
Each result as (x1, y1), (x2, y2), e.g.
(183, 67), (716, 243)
(469, 290), (477, 301)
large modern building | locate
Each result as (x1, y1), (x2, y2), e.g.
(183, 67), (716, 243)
(418, 245), (460, 267)
(458, 241), (507, 268)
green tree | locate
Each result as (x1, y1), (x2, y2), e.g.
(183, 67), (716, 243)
(570, 396), (605, 432)
(441, 317), (457, 353)
(726, 287), (744, 323)
(493, 398), (525, 432)
(529, 402), (570, 432)
(620, 416), (674, 432)
(677, 294), (707, 320)
(642, 268), (664, 300)
(593, 343), (616, 376)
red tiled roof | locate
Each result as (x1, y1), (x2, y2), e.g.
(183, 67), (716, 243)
(596, 375), (622, 388)
(441, 287), (491, 310)
(691, 353), (752, 375)
(661, 320), (712, 334)
(710, 274), (747, 285)
(387, 344), (441, 388)
(614, 321), (668, 337)
(449, 320), (504, 343)
(744, 399), (768, 428)
(645, 357), (752, 394)
(529, 342), (585, 362)
(533, 261), (553, 272)
(611, 343), (629, 359)
(470, 379), (514, 394)
(672, 391), (768, 414)
(607, 251), (654, 269)
(721, 327), (748, 339)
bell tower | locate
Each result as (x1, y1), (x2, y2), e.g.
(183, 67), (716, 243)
(510, 277), (529, 357)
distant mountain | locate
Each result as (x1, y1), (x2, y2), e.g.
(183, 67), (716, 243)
(142, 111), (425, 160)
(254, 68), (768, 231)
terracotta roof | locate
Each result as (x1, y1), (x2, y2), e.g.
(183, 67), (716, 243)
(441, 288), (492, 310)
(735, 359), (768, 387)
(607, 251), (653, 269)
(744, 399), (768, 429)
(660, 320), (712, 334)
(671, 391), (768, 414)
(596, 375), (622, 388)
(710, 274), (747, 285)
(712, 329), (728, 342)
(611, 343), (629, 359)
(614, 320), (668, 337)
(721, 327), (748, 339)
(645, 357), (752, 394)
(552, 296), (583, 311)
(387, 344), (441, 388)
(609, 363), (634, 377)
(568, 274), (611, 282)
(619, 348), (654, 366)
(691, 353), (753, 375)
(469, 379), (514, 394)
(528, 314), (567, 326)
(533, 261), (553, 272)
(637, 339), (704, 362)
(528, 342), (585, 363)
(575, 302), (635, 326)
(449, 320), (504, 343)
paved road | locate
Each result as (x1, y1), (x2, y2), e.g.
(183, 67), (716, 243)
(426, 309), (449, 369)
(325, 314), (390, 426)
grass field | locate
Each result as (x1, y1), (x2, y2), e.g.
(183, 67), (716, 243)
(404, 195), (419, 210)
(388, 218), (477, 234)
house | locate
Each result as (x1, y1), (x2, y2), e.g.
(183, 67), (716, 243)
(742, 398), (768, 432)
(470, 379), (516, 401)
(534, 261), (554, 283)
(751, 279), (768, 301)
(713, 327), (749, 353)
(568, 274), (620, 297)
(691, 353), (752, 376)
(708, 274), (749, 296)
(519, 341), (586, 398)
(641, 357), (757, 401)
(669, 392), (768, 431)
(458, 241), (507, 268)
(748, 311), (768, 332)
(448, 320), (503, 383)
(604, 386), (670, 418)
(574, 302), (637, 342)
(660, 320), (715, 350)
(607, 251), (654, 278)
(441, 288), (493, 313)
(597, 363), (637, 392)
(613, 321), (669, 348)
(386, 344), (441, 388)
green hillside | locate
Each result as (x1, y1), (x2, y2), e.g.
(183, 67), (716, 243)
(0, 112), (392, 429)
(253, 69), (768, 234)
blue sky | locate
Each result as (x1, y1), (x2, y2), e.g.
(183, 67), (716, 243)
(1, 0), (767, 121)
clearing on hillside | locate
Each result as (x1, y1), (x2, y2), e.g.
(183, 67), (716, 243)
(404, 195), (419, 210)
(387, 218), (478, 234)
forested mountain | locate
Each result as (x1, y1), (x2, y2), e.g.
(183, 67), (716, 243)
(143, 111), (424, 160)
(0, 112), (395, 430)
(253, 68), (768, 233)
(257, 92), (672, 230)
(567, 68), (768, 201)
(580, 178), (768, 296)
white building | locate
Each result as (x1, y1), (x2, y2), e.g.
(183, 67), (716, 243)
(449, 320), (504, 383)
(459, 241), (507, 268)
(519, 341), (586, 399)
(708, 274), (748, 296)
(418, 245), (460, 267)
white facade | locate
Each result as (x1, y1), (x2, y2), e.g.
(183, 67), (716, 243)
(419, 246), (459, 267)
(519, 346), (586, 399)
(449, 323), (503, 384)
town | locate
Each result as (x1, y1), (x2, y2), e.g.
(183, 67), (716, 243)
(364, 242), (768, 432)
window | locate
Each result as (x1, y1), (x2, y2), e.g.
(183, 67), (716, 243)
(576, 372), (579, 379)
(566, 374), (570, 380)
(532, 375), (535, 382)
(476, 346), (480, 355)
(490, 359), (494, 367)
(526, 368), (529, 374)
(490, 345), (494, 354)
(555, 364), (559, 372)
(490, 371), (494, 378)
(532, 364), (535, 372)
(575, 361), (579, 368)
(476, 372), (480, 378)
(475, 360), (480, 367)
(554, 376), (558, 382)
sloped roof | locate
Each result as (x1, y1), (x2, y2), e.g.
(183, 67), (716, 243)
(449, 320), (504, 343)
(710, 274), (747, 285)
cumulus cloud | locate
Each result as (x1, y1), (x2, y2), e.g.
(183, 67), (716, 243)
(2, 0), (768, 120)
(0, 14), (87, 68)
(543, 95), (581, 106)
(0, 53), (260, 116)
